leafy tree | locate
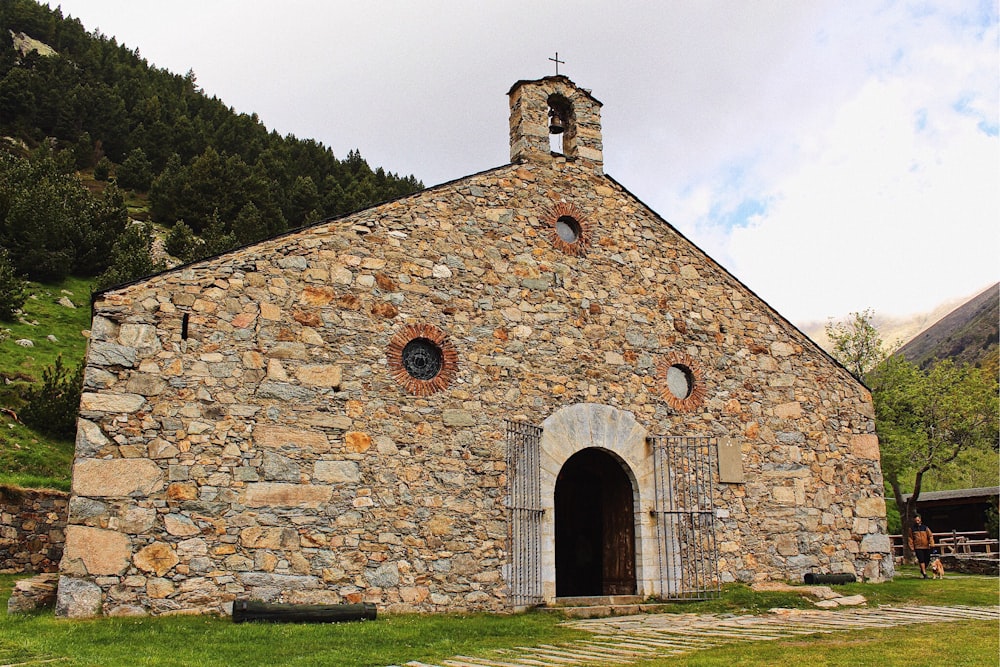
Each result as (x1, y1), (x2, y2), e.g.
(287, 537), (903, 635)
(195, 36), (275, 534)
(869, 355), (999, 559)
(829, 309), (1000, 560)
(919, 447), (1000, 491)
(986, 501), (999, 540)
(0, 149), (81, 280)
(71, 130), (95, 169)
(0, 245), (28, 321)
(148, 153), (183, 222)
(73, 183), (128, 276)
(0, 67), (37, 131)
(0, 149), (125, 280)
(825, 308), (891, 380)
(197, 212), (238, 259)
(288, 175), (320, 227)
(20, 355), (84, 439)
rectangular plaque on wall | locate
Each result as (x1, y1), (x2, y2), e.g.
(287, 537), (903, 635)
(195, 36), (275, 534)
(717, 437), (744, 483)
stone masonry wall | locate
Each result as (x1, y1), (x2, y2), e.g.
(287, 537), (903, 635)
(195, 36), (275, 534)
(1, 486), (68, 573)
(61, 156), (890, 617)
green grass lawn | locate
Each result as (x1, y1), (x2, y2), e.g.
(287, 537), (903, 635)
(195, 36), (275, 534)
(633, 619), (999, 667)
(0, 275), (93, 378)
(0, 568), (995, 667)
(0, 275), (92, 491)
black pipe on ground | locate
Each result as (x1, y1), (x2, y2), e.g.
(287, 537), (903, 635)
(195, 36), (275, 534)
(232, 600), (377, 623)
(803, 573), (857, 585)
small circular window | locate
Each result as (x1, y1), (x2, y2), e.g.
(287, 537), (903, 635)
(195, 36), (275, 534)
(402, 338), (443, 380)
(666, 364), (694, 400)
(657, 352), (706, 412)
(555, 216), (581, 244)
(544, 202), (591, 256)
(387, 324), (458, 396)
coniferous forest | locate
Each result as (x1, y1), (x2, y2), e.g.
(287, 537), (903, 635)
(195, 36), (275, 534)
(0, 0), (424, 486)
(0, 0), (423, 288)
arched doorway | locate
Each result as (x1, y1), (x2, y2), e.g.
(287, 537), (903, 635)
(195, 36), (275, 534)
(554, 448), (636, 597)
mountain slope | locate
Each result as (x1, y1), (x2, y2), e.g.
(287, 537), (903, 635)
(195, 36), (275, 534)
(1, 0), (423, 259)
(895, 283), (999, 372)
(798, 294), (971, 355)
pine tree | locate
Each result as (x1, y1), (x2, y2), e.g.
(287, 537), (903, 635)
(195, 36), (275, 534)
(93, 222), (164, 291)
(0, 246), (28, 321)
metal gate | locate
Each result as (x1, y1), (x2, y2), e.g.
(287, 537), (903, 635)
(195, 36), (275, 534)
(651, 435), (720, 600)
(505, 420), (543, 608)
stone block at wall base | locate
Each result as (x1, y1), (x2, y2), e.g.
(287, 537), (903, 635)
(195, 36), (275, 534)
(55, 576), (103, 618)
(7, 572), (58, 613)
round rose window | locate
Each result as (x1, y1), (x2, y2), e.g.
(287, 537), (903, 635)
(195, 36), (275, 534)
(657, 351), (706, 412)
(387, 324), (458, 396)
(401, 338), (443, 380)
(544, 202), (591, 256)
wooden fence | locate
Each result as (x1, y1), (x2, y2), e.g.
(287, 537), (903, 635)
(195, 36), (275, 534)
(890, 530), (999, 561)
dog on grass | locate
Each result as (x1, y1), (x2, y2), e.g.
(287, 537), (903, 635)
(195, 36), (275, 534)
(930, 556), (945, 579)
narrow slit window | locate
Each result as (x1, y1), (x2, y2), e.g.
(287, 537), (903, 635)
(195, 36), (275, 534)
(181, 313), (189, 340)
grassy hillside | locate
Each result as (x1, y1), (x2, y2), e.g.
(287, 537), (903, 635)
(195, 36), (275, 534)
(0, 276), (92, 490)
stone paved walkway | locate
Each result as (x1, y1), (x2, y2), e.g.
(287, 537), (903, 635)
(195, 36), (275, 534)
(392, 605), (1000, 667)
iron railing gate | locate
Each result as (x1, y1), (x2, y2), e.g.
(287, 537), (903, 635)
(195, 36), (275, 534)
(651, 435), (720, 600)
(505, 420), (543, 608)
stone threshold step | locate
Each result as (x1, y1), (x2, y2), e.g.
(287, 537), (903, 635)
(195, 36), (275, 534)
(539, 602), (681, 618)
(548, 595), (645, 606)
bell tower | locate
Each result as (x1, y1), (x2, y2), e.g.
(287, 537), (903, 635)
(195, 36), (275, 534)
(508, 75), (603, 173)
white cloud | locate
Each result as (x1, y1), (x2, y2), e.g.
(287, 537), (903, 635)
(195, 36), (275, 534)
(660, 1), (999, 321)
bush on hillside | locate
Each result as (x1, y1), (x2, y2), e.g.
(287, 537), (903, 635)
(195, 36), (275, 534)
(94, 156), (112, 181)
(20, 355), (84, 440)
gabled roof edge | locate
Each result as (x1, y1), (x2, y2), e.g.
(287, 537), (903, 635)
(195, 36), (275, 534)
(602, 173), (872, 394)
(90, 163), (515, 309)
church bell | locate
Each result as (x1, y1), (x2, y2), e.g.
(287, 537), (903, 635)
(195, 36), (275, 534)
(548, 107), (565, 134)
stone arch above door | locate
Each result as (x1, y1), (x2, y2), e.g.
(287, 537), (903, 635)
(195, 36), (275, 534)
(537, 403), (658, 601)
(540, 403), (649, 474)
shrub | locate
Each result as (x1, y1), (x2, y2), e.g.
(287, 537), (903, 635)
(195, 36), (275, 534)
(20, 356), (84, 440)
(94, 156), (113, 181)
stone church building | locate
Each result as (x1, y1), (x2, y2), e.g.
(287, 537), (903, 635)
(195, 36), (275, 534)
(57, 76), (892, 617)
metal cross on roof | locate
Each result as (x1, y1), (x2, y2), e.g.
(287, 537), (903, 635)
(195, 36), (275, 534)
(549, 52), (565, 75)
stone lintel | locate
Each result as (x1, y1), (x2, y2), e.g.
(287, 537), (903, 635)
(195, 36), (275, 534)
(254, 425), (331, 452)
(244, 483), (333, 507)
(72, 458), (164, 497)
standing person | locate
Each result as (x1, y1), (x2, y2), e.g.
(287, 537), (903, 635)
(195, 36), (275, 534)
(908, 515), (935, 579)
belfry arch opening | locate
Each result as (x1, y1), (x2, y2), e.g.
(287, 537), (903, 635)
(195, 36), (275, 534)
(554, 447), (637, 597)
(547, 93), (573, 155)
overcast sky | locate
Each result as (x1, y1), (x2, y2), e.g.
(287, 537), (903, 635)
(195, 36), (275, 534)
(51, 0), (998, 325)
